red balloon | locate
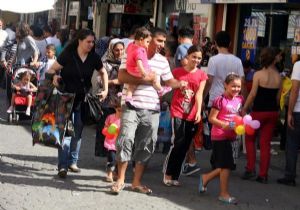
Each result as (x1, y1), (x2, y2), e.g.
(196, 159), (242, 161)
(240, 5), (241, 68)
(245, 125), (255, 135)
(233, 115), (243, 126)
(102, 127), (108, 136)
(106, 133), (115, 139)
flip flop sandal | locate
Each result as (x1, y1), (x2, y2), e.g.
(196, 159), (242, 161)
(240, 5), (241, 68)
(218, 196), (238, 204)
(131, 185), (152, 195)
(110, 182), (125, 195)
(199, 175), (207, 193)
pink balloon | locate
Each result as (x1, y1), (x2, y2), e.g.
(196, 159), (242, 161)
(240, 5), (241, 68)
(243, 115), (252, 125)
(250, 120), (260, 129)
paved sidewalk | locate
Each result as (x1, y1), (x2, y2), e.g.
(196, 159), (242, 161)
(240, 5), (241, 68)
(0, 88), (300, 210)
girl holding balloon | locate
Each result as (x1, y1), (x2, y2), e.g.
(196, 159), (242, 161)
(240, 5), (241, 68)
(102, 96), (121, 182)
(199, 73), (243, 204)
(241, 47), (282, 184)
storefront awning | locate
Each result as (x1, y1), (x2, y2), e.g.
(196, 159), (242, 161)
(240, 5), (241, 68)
(0, 0), (56, 13)
(97, 0), (129, 4)
(201, 0), (287, 3)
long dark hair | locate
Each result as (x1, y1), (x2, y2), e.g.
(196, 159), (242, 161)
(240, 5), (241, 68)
(64, 28), (96, 53)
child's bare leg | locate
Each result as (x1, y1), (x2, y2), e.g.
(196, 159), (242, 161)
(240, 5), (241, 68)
(126, 84), (136, 99)
(125, 84), (136, 108)
(202, 168), (221, 187)
(10, 93), (16, 107)
(7, 93), (15, 113)
(219, 168), (230, 198)
(106, 170), (113, 182)
(25, 95), (32, 115)
(27, 94), (32, 108)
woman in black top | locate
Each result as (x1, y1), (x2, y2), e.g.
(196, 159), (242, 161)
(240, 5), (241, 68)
(47, 29), (108, 178)
(241, 47), (282, 183)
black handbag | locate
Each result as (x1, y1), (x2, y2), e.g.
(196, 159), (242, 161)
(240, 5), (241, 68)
(73, 55), (103, 125)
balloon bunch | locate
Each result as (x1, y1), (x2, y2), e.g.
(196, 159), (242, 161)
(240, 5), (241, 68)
(232, 115), (260, 135)
(102, 123), (119, 139)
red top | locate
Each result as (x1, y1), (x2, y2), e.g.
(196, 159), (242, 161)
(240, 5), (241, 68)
(171, 67), (208, 121)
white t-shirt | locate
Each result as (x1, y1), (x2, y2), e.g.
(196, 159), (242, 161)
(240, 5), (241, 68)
(207, 53), (244, 107)
(46, 36), (61, 48)
(291, 61), (300, 112)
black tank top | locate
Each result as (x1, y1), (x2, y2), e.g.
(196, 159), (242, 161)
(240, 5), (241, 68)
(252, 86), (279, 112)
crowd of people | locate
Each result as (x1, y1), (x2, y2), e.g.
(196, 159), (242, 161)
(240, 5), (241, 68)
(0, 17), (299, 205)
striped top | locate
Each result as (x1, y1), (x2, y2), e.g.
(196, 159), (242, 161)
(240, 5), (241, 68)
(121, 53), (173, 111)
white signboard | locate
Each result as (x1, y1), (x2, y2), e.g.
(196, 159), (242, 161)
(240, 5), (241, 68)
(109, 4), (124, 13)
(69, 1), (80, 16)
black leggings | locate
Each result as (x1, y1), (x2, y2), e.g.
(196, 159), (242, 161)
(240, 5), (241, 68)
(107, 150), (116, 172)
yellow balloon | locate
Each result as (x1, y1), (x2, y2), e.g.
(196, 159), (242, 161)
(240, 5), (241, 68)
(235, 125), (245, 135)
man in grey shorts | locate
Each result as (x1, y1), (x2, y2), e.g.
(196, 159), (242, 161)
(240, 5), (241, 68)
(110, 27), (186, 194)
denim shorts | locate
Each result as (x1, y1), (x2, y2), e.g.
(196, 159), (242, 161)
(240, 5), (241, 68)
(116, 106), (160, 164)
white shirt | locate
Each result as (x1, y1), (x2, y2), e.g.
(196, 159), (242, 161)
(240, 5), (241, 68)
(291, 61), (300, 112)
(45, 36), (61, 48)
(207, 53), (244, 107)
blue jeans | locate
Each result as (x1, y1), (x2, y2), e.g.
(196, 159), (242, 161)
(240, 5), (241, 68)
(285, 112), (300, 180)
(58, 106), (84, 170)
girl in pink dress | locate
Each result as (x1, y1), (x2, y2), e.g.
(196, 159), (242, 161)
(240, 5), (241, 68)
(199, 73), (244, 204)
(103, 98), (121, 182)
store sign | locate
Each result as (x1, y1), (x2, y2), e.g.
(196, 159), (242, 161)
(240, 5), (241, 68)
(69, 1), (80, 16)
(241, 17), (258, 63)
(201, 0), (286, 3)
(109, 4), (124, 13)
(97, 0), (129, 4)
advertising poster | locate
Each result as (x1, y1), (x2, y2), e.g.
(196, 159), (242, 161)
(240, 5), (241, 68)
(241, 16), (258, 64)
(291, 16), (300, 56)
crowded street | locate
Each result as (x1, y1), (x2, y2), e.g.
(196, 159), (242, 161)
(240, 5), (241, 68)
(0, 87), (300, 210)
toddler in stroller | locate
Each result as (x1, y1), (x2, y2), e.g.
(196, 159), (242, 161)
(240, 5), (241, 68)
(7, 68), (37, 120)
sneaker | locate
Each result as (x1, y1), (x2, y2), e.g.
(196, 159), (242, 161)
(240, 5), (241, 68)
(182, 164), (201, 176)
(58, 168), (67, 178)
(241, 170), (256, 180)
(277, 178), (296, 186)
(7, 106), (13, 113)
(256, 176), (268, 184)
(25, 107), (31, 116)
(68, 164), (81, 173)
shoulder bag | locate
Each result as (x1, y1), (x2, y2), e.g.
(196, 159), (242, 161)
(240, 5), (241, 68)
(73, 55), (103, 125)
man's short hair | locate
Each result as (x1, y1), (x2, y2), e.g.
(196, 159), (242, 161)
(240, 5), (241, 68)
(150, 27), (167, 38)
(178, 27), (194, 39)
(215, 31), (231, 48)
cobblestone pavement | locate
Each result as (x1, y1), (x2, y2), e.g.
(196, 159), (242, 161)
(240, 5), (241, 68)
(0, 88), (300, 210)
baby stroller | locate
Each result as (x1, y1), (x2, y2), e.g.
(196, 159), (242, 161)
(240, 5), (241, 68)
(7, 67), (37, 123)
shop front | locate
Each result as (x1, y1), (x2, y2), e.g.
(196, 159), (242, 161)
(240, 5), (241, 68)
(237, 2), (300, 68)
(93, 0), (156, 38)
(163, 0), (213, 45)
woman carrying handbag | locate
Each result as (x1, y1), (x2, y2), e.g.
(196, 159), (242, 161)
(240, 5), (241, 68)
(46, 29), (108, 178)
